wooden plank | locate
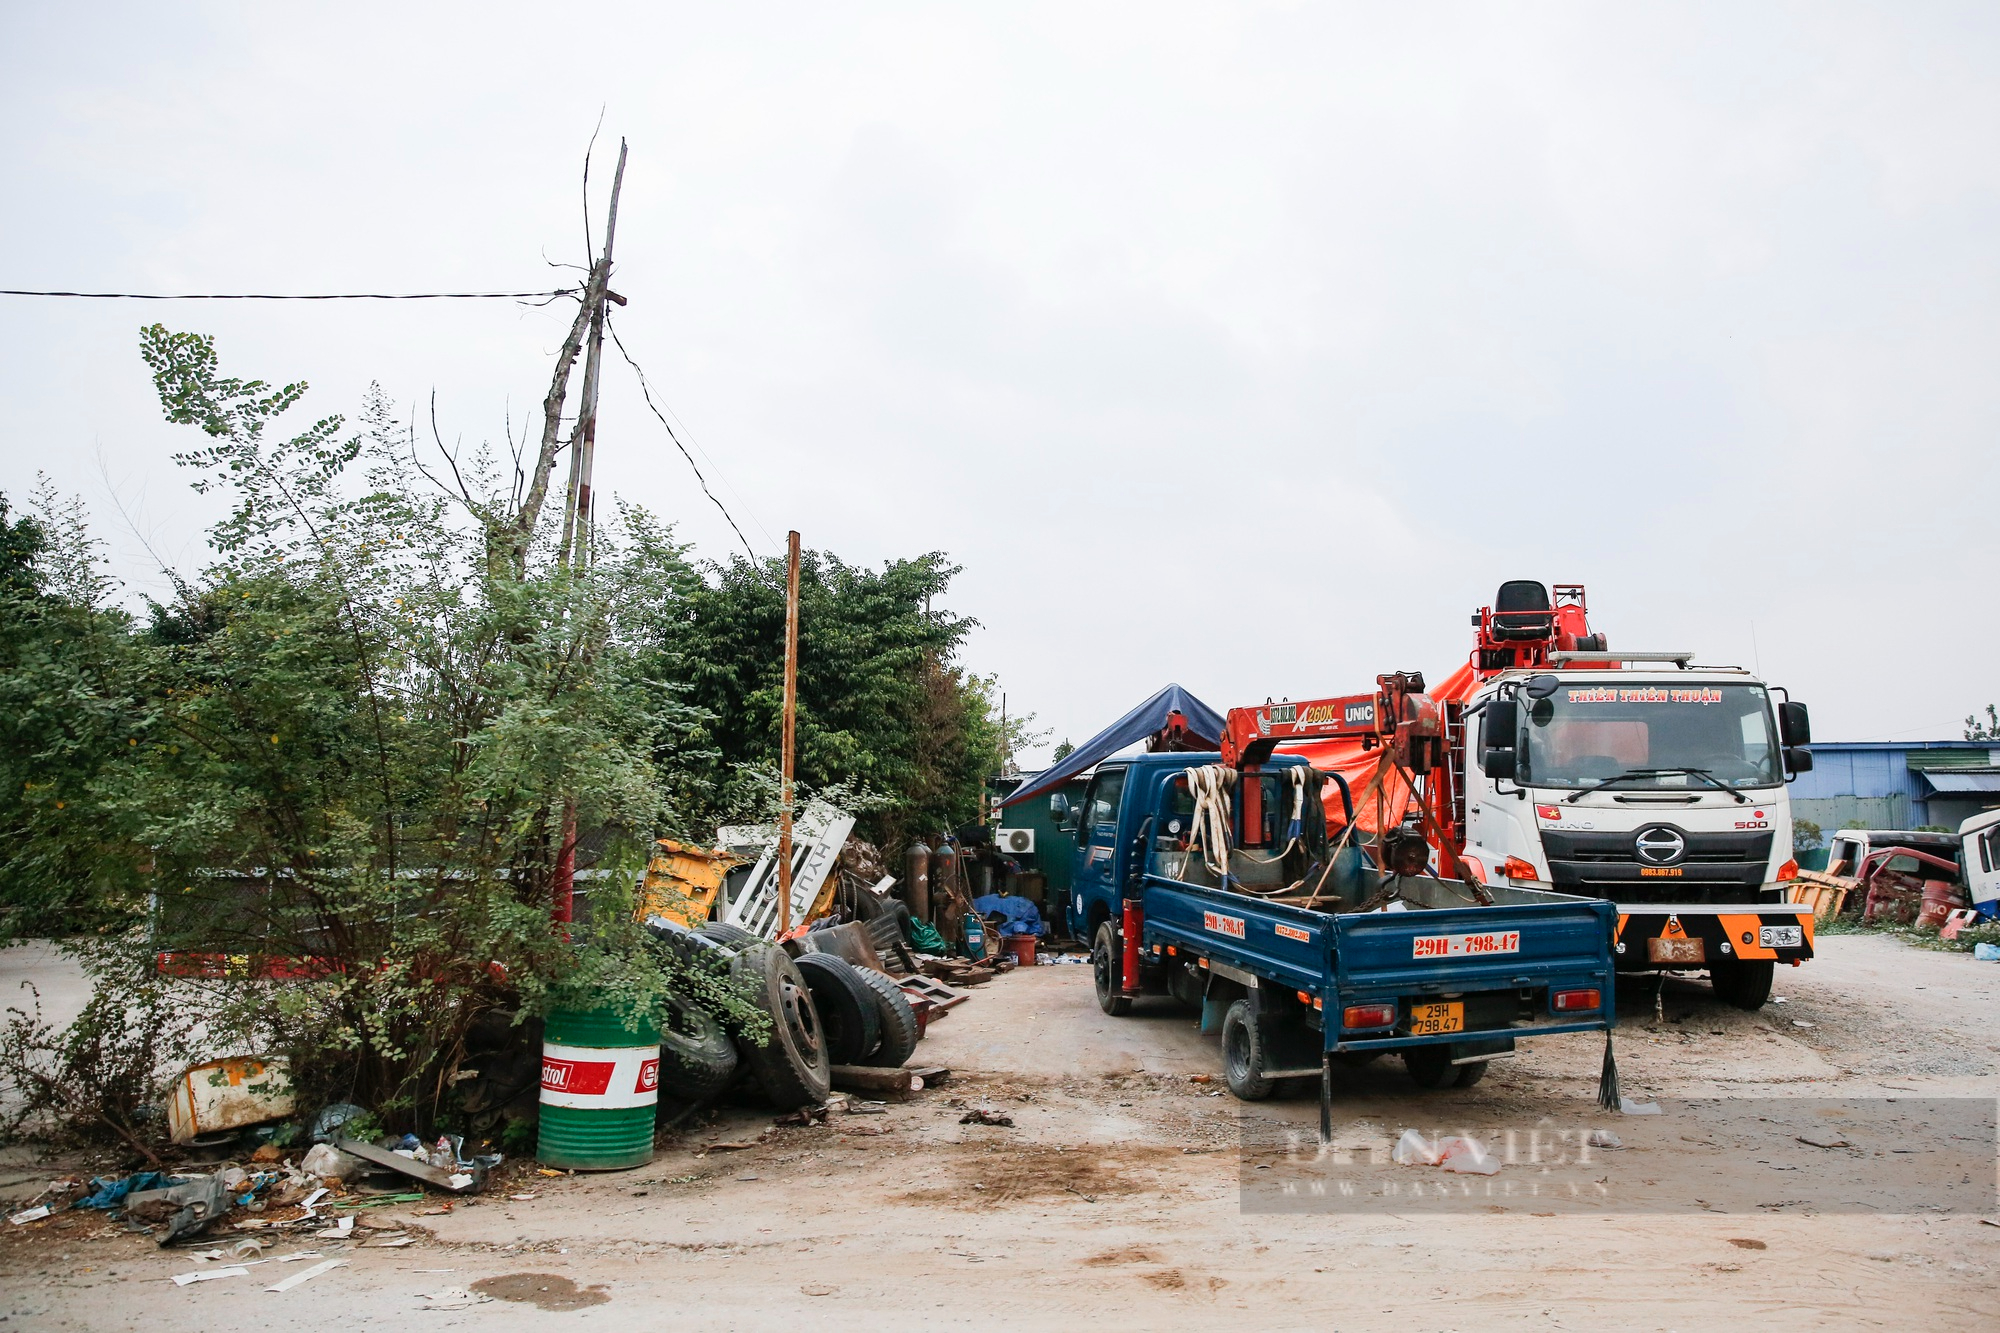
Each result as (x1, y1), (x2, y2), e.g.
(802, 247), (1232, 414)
(334, 1138), (483, 1193)
(830, 1065), (923, 1093)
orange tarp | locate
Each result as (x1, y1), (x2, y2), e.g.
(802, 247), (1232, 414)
(1281, 662), (1478, 836)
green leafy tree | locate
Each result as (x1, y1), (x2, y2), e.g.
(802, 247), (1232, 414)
(1967, 705), (2000, 741)
(0, 481), (151, 940)
(647, 550), (1007, 849)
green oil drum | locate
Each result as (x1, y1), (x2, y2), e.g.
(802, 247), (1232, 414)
(537, 1006), (661, 1171)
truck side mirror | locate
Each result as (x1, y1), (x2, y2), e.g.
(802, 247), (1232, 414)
(1779, 701), (1811, 747)
(1784, 747), (1814, 776)
(1481, 699), (1518, 779)
(1049, 793), (1072, 828)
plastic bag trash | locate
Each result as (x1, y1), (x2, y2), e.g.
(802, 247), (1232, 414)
(1436, 1136), (1500, 1175)
(308, 1103), (368, 1146)
(172, 1265), (249, 1285)
(1974, 943), (2000, 962)
(126, 1176), (230, 1245)
(1619, 1097), (1663, 1115)
(8, 1205), (51, 1225)
(1586, 1129), (1624, 1150)
(73, 1170), (175, 1211)
(299, 1143), (361, 1182)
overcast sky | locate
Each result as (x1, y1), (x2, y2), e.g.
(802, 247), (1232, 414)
(4, 3), (1997, 765)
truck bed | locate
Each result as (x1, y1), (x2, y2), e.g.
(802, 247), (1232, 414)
(1138, 870), (1617, 1054)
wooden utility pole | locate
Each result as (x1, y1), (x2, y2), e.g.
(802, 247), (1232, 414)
(551, 138), (628, 930)
(777, 531), (802, 933)
(561, 138), (628, 571)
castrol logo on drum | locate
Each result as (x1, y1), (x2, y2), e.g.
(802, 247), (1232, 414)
(542, 1057), (614, 1096)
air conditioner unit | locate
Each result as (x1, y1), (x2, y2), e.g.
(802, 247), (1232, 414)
(996, 827), (1035, 855)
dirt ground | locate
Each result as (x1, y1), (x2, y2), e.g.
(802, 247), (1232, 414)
(3, 935), (1997, 1330)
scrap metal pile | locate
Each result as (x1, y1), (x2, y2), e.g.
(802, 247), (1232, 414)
(631, 804), (1028, 1115)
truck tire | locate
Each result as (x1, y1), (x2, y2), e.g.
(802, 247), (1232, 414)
(1402, 1044), (1457, 1090)
(1710, 958), (1775, 1011)
(1221, 999), (1275, 1101)
(1093, 923), (1132, 1016)
(1453, 1060), (1488, 1088)
(700, 921), (762, 949)
(851, 966), (921, 1067)
(730, 945), (831, 1109)
(656, 992), (740, 1101)
(792, 953), (882, 1066)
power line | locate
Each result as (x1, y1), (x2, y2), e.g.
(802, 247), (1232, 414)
(605, 317), (761, 561)
(0, 288), (578, 301)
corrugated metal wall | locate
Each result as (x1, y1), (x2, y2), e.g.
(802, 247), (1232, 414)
(1792, 741), (1999, 830)
(1793, 794), (1911, 834)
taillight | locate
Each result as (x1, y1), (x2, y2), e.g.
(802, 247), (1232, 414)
(1503, 856), (1538, 880)
(1776, 859), (1798, 882)
(1553, 988), (1601, 1012)
(1342, 1003), (1397, 1029)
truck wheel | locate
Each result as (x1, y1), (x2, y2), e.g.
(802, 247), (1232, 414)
(792, 953), (882, 1066)
(1710, 958), (1774, 1011)
(656, 992), (741, 1101)
(1092, 923), (1132, 1016)
(1402, 1044), (1457, 1090)
(851, 966), (921, 1068)
(1221, 999), (1276, 1101)
(730, 945), (831, 1109)
(1453, 1060), (1488, 1088)
(699, 921), (762, 949)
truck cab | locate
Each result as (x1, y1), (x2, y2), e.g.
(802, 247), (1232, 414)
(1464, 662), (1815, 1005)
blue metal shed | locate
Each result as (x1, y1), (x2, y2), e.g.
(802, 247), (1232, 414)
(1794, 740), (2000, 833)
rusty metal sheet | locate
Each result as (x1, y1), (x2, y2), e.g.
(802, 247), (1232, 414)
(165, 1056), (295, 1144)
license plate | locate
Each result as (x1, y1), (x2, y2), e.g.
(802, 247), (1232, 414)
(1759, 925), (1803, 949)
(1407, 1001), (1464, 1036)
(1648, 936), (1705, 964)
(1412, 931), (1520, 959)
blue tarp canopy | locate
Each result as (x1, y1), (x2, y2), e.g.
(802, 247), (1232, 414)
(999, 683), (1224, 809)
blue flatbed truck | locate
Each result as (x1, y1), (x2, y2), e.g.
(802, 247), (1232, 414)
(1061, 752), (1619, 1130)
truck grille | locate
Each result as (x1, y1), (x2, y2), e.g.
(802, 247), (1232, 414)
(1539, 829), (1772, 905)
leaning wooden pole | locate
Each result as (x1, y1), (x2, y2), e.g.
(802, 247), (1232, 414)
(777, 531), (802, 934)
(551, 138), (628, 930)
(561, 137), (628, 571)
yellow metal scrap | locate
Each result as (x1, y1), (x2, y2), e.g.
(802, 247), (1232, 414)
(639, 838), (743, 927)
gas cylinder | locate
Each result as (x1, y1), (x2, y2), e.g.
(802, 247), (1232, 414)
(903, 840), (932, 924)
(931, 839), (959, 919)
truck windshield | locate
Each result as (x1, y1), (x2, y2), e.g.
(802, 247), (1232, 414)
(1517, 682), (1780, 790)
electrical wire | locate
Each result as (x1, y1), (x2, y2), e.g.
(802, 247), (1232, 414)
(605, 317), (760, 561)
(0, 288), (578, 301)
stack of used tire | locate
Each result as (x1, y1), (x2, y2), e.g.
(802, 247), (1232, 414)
(644, 918), (921, 1112)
